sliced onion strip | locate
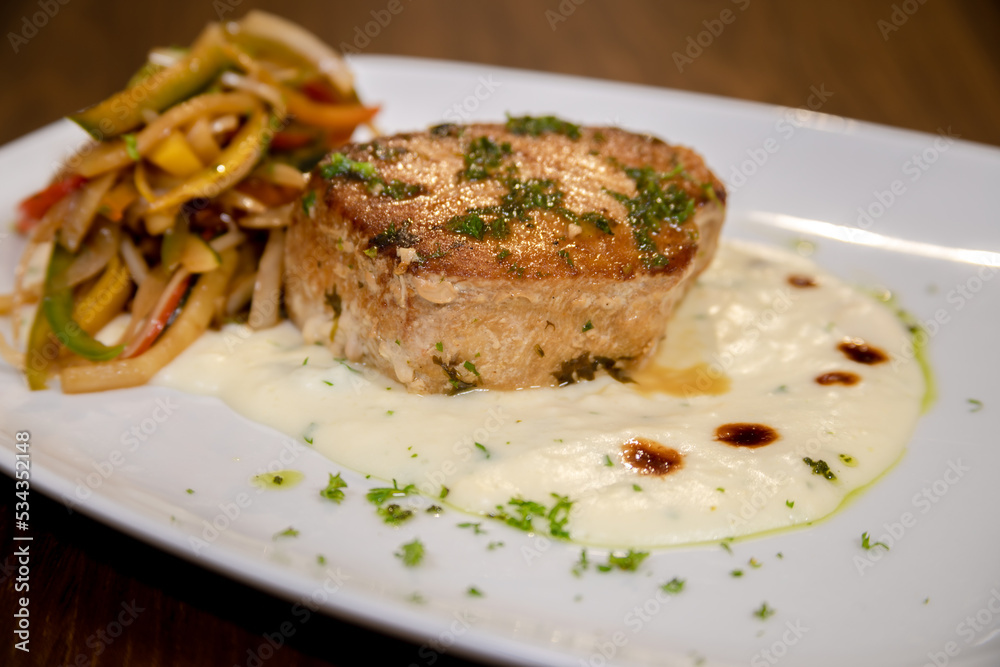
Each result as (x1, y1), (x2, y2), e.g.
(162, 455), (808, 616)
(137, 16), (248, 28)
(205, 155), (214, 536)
(238, 202), (294, 229)
(249, 227), (284, 329)
(61, 222), (121, 288)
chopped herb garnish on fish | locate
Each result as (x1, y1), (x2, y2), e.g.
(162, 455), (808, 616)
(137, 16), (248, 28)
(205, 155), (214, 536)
(505, 114), (581, 140)
(301, 189), (316, 216)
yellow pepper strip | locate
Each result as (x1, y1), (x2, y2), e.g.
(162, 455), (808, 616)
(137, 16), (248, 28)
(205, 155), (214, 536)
(133, 161), (158, 203)
(60, 248), (236, 393)
(75, 92), (258, 178)
(147, 107), (270, 214)
(148, 131), (204, 177)
(69, 24), (232, 139)
(283, 87), (378, 131)
(72, 254), (132, 335)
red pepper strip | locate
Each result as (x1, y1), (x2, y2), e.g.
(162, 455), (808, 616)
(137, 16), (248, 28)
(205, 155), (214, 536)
(123, 273), (192, 359)
(300, 78), (339, 104)
(271, 129), (318, 151)
(283, 87), (379, 131)
(17, 175), (88, 234)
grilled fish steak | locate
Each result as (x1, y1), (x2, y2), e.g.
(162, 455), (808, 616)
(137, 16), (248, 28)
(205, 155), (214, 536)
(284, 118), (726, 393)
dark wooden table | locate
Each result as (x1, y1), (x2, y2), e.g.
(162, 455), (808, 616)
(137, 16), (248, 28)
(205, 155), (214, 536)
(1, 1), (998, 665)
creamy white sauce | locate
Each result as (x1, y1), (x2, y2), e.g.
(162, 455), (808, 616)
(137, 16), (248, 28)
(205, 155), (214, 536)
(155, 241), (924, 547)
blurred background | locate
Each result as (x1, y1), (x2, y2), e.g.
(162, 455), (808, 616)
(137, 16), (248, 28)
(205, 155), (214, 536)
(0, 1), (998, 666)
(0, 0), (998, 147)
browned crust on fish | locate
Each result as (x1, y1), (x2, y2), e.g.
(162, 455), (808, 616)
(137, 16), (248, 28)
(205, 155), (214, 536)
(284, 122), (725, 393)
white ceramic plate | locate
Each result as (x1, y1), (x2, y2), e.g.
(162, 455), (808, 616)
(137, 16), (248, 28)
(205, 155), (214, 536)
(2, 56), (999, 667)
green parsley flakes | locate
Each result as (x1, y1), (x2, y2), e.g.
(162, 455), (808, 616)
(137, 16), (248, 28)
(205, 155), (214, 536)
(490, 493), (573, 539)
(661, 577), (686, 594)
(753, 602), (776, 620)
(596, 549), (649, 573)
(861, 531), (889, 551)
(396, 539), (425, 567)
(378, 504), (414, 525)
(319, 472), (347, 503)
(367, 479), (418, 505)
(505, 114), (581, 140)
(301, 189), (316, 216)
(803, 457), (836, 480)
(461, 136), (511, 180)
(123, 133), (140, 161)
